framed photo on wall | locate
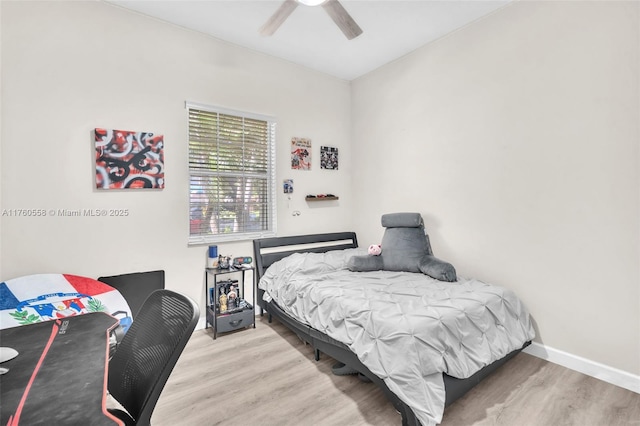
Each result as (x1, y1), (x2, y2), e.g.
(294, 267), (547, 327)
(291, 137), (311, 170)
(320, 146), (338, 170)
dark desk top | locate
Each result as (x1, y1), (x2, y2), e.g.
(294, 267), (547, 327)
(0, 312), (123, 425)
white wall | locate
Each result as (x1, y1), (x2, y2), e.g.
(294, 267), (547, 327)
(352, 1), (639, 376)
(0, 1), (353, 309)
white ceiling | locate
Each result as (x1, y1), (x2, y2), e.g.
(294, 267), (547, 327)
(107, 0), (511, 81)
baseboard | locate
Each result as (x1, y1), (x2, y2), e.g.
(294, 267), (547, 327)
(523, 342), (640, 394)
(196, 317), (207, 330)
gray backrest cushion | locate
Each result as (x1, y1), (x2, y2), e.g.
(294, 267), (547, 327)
(380, 213), (433, 272)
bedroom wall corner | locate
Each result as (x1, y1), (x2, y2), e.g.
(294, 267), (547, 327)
(351, 0), (640, 378)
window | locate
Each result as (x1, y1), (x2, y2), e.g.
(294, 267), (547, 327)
(187, 102), (276, 244)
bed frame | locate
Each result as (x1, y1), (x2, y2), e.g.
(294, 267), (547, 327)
(253, 232), (528, 426)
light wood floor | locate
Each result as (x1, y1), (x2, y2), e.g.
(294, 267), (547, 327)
(151, 316), (640, 426)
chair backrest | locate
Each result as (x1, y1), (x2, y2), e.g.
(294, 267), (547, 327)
(108, 289), (199, 426)
(98, 270), (165, 318)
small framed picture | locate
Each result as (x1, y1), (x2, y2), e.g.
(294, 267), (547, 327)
(321, 146), (338, 170)
(283, 179), (293, 194)
(291, 137), (311, 170)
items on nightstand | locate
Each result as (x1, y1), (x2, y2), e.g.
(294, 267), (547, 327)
(208, 245), (219, 268)
(212, 279), (239, 313)
(233, 256), (253, 267)
(219, 292), (227, 312)
(227, 285), (238, 309)
(218, 255), (231, 269)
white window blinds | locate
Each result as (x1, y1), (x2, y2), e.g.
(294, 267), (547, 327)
(187, 102), (276, 244)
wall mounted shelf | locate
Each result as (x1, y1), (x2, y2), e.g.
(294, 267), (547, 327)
(305, 196), (339, 201)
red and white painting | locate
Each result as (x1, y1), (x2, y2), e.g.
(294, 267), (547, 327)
(95, 128), (164, 189)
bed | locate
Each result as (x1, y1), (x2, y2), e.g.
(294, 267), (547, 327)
(253, 231), (534, 426)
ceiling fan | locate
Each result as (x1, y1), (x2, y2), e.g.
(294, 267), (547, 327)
(260, 0), (363, 40)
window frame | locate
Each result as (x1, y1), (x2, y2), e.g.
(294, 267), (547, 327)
(186, 101), (277, 245)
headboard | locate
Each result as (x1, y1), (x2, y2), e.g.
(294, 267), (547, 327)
(253, 232), (358, 281)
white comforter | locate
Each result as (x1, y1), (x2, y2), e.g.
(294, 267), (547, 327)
(259, 248), (535, 426)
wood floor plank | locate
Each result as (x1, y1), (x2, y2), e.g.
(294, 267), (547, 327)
(150, 316), (640, 426)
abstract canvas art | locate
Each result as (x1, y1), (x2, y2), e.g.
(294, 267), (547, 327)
(95, 128), (164, 189)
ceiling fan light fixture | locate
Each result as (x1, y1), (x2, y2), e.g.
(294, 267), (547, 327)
(297, 0), (327, 6)
(261, 0), (362, 40)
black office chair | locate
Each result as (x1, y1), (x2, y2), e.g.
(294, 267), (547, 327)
(107, 289), (199, 426)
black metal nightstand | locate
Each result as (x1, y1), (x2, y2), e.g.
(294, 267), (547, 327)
(205, 266), (256, 339)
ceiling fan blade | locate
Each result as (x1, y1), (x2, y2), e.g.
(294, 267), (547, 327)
(322, 0), (363, 40)
(260, 0), (299, 36)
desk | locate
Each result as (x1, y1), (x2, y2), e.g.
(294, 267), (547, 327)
(0, 312), (123, 425)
